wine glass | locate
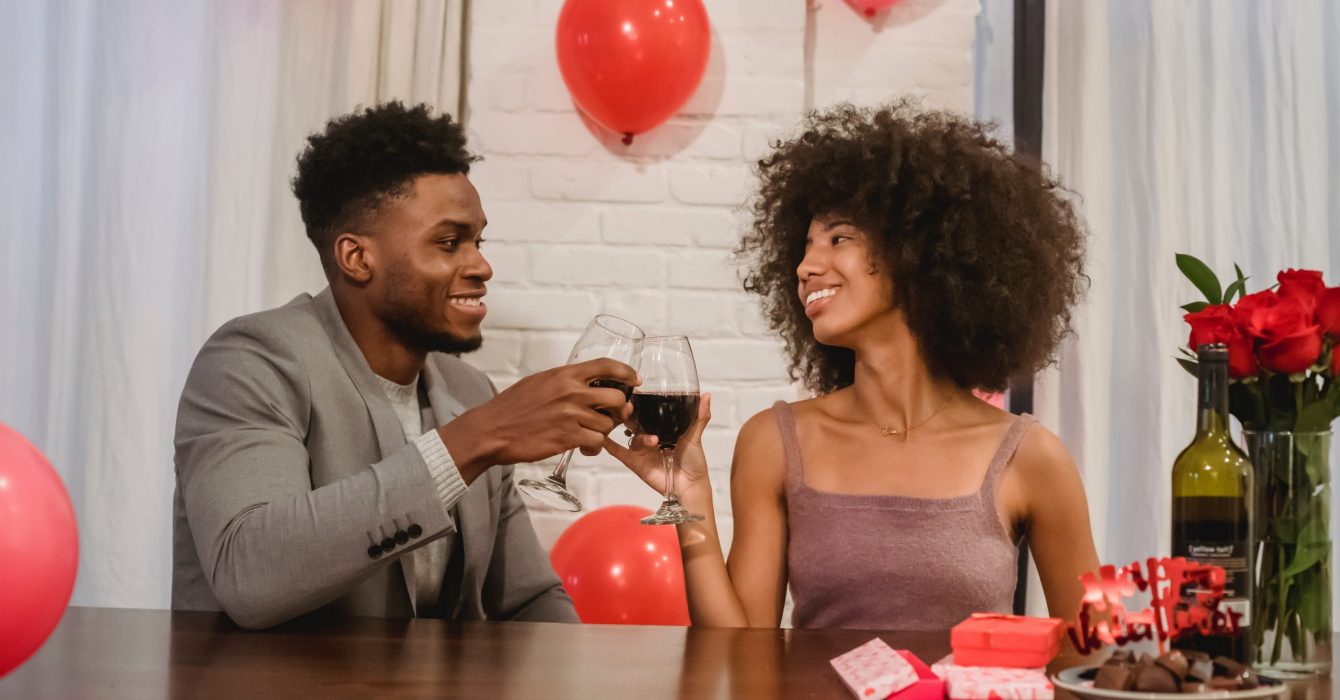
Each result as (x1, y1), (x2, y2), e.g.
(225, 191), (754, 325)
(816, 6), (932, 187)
(517, 314), (644, 512)
(629, 336), (704, 525)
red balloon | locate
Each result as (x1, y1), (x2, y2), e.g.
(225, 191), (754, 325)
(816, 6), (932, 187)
(0, 423), (78, 678)
(550, 505), (689, 625)
(556, 0), (711, 143)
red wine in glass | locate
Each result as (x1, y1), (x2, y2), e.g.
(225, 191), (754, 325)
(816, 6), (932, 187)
(633, 336), (704, 525)
(629, 392), (700, 447)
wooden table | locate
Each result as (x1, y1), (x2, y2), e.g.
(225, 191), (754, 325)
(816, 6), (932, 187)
(0, 608), (1332, 699)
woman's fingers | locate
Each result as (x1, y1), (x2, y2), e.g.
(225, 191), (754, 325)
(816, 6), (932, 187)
(602, 437), (662, 484)
(684, 393), (713, 445)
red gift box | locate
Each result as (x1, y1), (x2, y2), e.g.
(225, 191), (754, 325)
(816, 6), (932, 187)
(950, 613), (1065, 668)
(889, 650), (947, 700)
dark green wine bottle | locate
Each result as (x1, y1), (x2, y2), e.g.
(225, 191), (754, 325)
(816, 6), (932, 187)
(1171, 343), (1254, 661)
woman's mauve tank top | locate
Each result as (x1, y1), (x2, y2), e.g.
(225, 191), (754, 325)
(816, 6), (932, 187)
(777, 401), (1033, 630)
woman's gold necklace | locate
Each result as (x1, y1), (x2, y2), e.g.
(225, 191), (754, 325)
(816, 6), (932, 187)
(876, 392), (955, 439)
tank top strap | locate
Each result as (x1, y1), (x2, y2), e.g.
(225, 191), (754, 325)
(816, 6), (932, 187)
(771, 401), (805, 491)
(978, 413), (1037, 497)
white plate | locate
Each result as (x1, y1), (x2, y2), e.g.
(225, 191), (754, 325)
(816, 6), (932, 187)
(1052, 665), (1288, 700)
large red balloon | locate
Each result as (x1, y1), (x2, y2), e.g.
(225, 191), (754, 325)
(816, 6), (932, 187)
(550, 505), (689, 625)
(0, 423), (78, 678)
(556, 0), (711, 143)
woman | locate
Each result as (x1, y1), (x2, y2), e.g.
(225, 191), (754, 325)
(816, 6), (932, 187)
(607, 101), (1099, 630)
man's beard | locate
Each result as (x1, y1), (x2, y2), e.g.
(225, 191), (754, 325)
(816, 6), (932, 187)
(380, 272), (483, 355)
(384, 309), (483, 355)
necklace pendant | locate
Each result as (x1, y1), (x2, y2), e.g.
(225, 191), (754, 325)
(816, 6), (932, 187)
(878, 424), (899, 438)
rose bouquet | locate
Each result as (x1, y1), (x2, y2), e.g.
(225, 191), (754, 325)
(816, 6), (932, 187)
(1176, 254), (1340, 669)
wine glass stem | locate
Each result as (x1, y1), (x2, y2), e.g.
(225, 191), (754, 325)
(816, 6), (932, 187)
(550, 448), (575, 484)
(660, 447), (676, 502)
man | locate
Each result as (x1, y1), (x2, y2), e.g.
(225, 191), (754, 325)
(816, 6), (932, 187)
(172, 102), (635, 629)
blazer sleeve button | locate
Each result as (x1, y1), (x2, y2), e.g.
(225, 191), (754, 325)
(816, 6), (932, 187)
(407, 523), (423, 539)
(380, 537), (396, 552)
(367, 545), (383, 560)
(395, 530), (409, 545)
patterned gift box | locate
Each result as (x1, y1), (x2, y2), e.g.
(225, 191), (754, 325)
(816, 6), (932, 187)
(830, 638), (919, 699)
(931, 657), (1054, 700)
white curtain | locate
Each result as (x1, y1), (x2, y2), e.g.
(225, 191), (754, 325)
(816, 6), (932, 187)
(1029, 0), (1340, 617)
(0, 0), (465, 609)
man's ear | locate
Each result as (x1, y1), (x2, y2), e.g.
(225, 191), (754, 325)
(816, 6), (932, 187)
(333, 232), (375, 284)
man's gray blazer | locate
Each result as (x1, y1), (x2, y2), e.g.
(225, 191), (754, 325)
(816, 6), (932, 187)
(172, 288), (577, 629)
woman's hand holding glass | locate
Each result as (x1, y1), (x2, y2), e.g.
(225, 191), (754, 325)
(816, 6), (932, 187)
(603, 392), (715, 520)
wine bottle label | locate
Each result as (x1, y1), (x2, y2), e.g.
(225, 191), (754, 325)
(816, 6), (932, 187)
(1172, 540), (1252, 629)
(1183, 542), (1247, 570)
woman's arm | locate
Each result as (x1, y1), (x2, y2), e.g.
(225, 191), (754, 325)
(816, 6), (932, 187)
(605, 400), (790, 627)
(720, 409), (789, 626)
(1012, 426), (1101, 619)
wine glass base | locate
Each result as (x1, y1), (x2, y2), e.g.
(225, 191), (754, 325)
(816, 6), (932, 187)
(517, 477), (583, 512)
(640, 500), (704, 525)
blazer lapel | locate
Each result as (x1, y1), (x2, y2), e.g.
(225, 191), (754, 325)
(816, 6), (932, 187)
(312, 288), (419, 616)
(423, 358), (491, 617)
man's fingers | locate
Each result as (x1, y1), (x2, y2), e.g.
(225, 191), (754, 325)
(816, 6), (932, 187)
(573, 358), (639, 384)
(574, 407), (618, 436)
(575, 428), (607, 455)
(585, 386), (630, 413)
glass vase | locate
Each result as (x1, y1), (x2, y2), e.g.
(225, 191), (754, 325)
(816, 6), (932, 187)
(1244, 430), (1332, 677)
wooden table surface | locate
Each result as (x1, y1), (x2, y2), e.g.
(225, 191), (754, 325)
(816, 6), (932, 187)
(0, 607), (1332, 699)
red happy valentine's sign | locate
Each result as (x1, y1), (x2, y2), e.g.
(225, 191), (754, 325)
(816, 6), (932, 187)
(1069, 557), (1244, 656)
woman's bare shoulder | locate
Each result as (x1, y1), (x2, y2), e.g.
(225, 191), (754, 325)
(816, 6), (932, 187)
(732, 400), (805, 488)
(1012, 418), (1081, 483)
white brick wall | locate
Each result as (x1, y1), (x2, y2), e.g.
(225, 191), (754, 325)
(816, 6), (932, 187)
(464, 0), (977, 553)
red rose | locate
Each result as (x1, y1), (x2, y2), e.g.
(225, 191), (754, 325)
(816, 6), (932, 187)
(1233, 289), (1279, 327)
(1243, 296), (1324, 374)
(1184, 304), (1258, 378)
(1277, 269), (1326, 312)
(1186, 304), (1233, 348)
(1317, 286), (1340, 338)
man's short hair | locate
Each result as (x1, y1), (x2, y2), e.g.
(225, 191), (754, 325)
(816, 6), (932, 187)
(291, 101), (479, 270)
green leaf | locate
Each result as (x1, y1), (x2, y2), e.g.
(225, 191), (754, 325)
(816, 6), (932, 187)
(1181, 301), (1211, 314)
(1295, 399), (1334, 434)
(1282, 514), (1330, 578)
(1223, 279), (1246, 304)
(1176, 253), (1223, 304)
(1272, 512), (1300, 542)
(1179, 346), (1198, 359)
(1234, 263), (1248, 288)
(1294, 435), (1331, 486)
(1296, 566), (1331, 634)
(1176, 357), (1199, 378)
